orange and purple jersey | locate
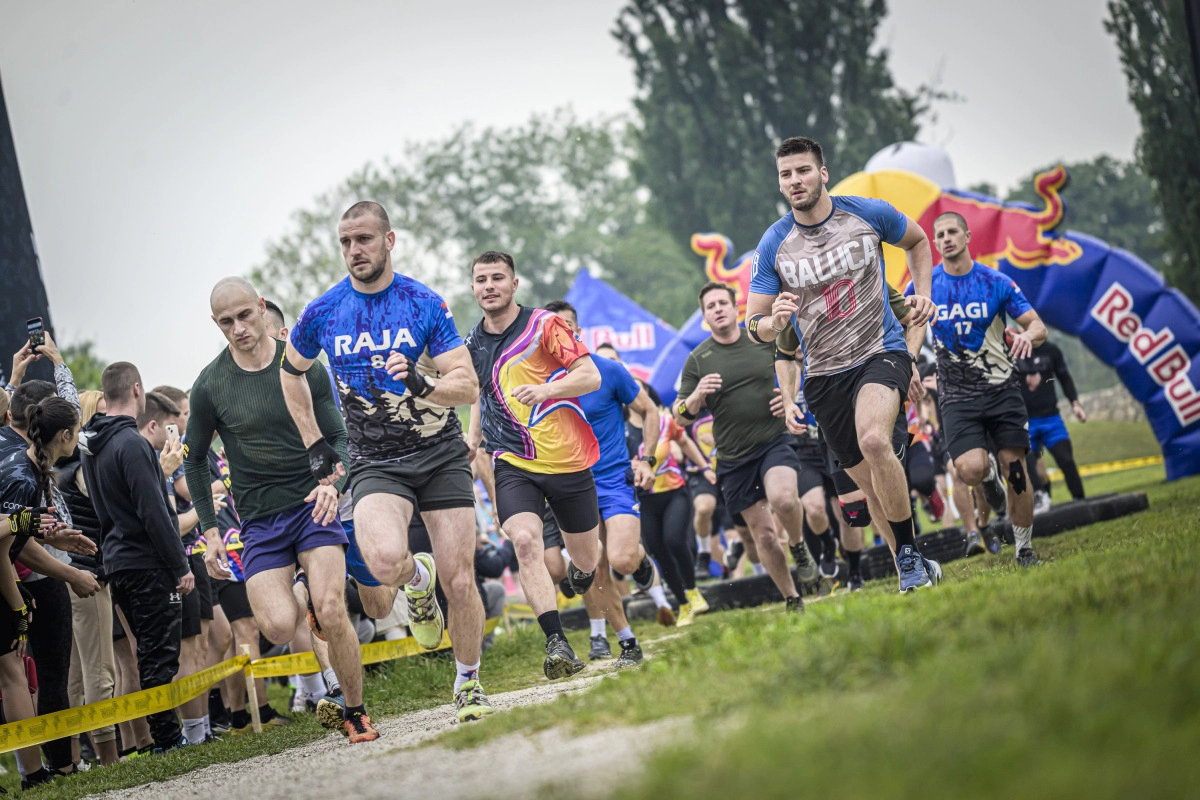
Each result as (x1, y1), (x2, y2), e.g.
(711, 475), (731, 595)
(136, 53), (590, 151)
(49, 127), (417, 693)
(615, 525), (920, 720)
(639, 417), (686, 494)
(466, 306), (599, 475)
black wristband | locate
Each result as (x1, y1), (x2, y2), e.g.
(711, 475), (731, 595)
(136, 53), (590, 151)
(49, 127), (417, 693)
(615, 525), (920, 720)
(675, 399), (697, 422)
(307, 439), (341, 482)
(747, 314), (771, 343)
(774, 346), (795, 362)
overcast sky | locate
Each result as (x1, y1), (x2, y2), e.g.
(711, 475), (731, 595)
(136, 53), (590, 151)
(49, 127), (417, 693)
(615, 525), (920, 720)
(0, 0), (1139, 388)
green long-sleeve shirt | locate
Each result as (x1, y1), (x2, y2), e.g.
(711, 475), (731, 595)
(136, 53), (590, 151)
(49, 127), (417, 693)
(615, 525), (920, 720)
(183, 338), (348, 532)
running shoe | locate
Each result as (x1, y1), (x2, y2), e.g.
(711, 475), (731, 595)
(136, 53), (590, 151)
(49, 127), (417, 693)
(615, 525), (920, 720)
(1016, 547), (1041, 568)
(985, 529), (1003, 555)
(964, 531), (986, 557)
(675, 602), (695, 627)
(818, 545), (838, 579)
(455, 680), (495, 722)
(631, 554), (656, 591)
(544, 633), (586, 680)
(785, 596), (805, 614)
(588, 635), (613, 660)
(614, 639), (644, 668)
(406, 553), (445, 650)
(295, 568), (325, 643)
(724, 540), (745, 573)
(343, 711), (379, 744)
(788, 540), (819, 584)
(1033, 490), (1052, 515)
(981, 453), (1008, 514)
(559, 562), (596, 597)
(262, 711), (292, 728)
(656, 606), (677, 627)
(316, 687), (347, 733)
(922, 556), (943, 586)
(847, 574), (865, 593)
(895, 544), (934, 593)
(684, 587), (710, 614)
(290, 689), (314, 715)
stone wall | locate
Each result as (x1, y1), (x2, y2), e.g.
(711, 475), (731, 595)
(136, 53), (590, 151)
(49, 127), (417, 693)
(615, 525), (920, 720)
(1058, 383), (1146, 423)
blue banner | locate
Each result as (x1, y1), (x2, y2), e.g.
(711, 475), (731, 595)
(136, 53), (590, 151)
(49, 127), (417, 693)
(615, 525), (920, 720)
(565, 269), (676, 382)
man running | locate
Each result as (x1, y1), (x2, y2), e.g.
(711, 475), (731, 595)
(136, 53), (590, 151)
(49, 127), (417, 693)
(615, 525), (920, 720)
(464, 251), (603, 679)
(1016, 341), (1087, 510)
(282, 201), (491, 722)
(184, 277), (376, 742)
(745, 135), (938, 594)
(674, 282), (811, 613)
(915, 211), (1048, 566)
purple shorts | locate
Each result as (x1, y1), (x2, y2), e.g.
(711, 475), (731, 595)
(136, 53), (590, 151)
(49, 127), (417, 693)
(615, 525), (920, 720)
(240, 501), (348, 580)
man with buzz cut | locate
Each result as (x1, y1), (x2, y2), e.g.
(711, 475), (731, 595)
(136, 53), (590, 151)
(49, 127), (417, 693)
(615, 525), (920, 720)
(915, 211), (1048, 567)
(282, 201), (492, 723)
(184, 277), (377, 742)
(465, 251), (603, 679)
(745, 135), (941, 594)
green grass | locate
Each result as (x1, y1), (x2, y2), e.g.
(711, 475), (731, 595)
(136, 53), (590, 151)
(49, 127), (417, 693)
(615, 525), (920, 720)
(1064, 419), (1161, 466)
(440, 472), (1200, 799)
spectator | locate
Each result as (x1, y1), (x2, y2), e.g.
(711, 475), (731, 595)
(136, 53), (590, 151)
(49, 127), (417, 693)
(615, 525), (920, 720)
(80, 362), (193, 754)
(61, 389), (120, 766)
(6, 332), (80, 413)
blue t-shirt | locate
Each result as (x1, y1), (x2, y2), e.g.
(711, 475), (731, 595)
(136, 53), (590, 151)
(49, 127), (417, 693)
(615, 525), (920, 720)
(906, 262), (1034, 405)
(749, 195), (908, 376)
(578, 357), (641, 477)
(290, 273), (464, 462)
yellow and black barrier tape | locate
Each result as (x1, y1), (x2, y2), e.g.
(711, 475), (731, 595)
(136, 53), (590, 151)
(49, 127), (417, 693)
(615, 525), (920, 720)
(1046, 454), (1163, 480)
(0, 655), (250, 754)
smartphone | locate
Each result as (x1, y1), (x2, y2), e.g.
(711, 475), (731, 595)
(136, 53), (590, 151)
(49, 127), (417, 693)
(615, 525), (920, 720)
(165, 423), (179, 442)
(26, 318), (44, 350)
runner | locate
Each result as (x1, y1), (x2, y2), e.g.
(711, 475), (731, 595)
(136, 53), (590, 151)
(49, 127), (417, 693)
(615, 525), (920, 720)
(1016, 341), (1087, 510)
(282, 201), (491, 722)
(184, 276), (377, 743)
(545, 300), (662, 665)
(745, 135), (940, 593)
(914, 211), (1048, 567)
(674, 282), (810, 613)
(464, 251), (603, 679)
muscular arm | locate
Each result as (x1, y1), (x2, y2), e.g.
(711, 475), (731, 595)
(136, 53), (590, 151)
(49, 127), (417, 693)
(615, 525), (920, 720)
(1015, 309), (1048, 348)
(898, 216), (933, 300)
(183, 382), (221, 540)
(746, 292), (782, 343)
(427, 346), (480, 407)
(280, 342), (325, 448)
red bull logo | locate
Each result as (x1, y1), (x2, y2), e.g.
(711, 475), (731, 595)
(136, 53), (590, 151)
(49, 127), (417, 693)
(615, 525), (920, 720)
(691, 233), (752, 322)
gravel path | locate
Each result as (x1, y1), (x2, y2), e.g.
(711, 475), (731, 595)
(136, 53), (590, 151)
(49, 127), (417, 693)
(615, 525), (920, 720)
(95, 671), (685, 800)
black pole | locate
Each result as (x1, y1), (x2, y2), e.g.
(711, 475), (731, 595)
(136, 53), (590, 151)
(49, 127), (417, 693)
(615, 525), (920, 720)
(1187, 0), (1200, 99)
(0, 71), (55, 385)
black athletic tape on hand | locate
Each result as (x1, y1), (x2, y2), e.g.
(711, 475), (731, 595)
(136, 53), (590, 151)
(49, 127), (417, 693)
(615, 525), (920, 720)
(398, 356), (435, 399)
(1008, 459), (1027, 495)
(10, 604), (29, 642)
(307, 439), (341, 482)
(8, 507), (50, 538)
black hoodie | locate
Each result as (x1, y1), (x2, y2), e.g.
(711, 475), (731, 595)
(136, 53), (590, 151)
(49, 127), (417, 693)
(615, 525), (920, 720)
(79, 414), (189, 578)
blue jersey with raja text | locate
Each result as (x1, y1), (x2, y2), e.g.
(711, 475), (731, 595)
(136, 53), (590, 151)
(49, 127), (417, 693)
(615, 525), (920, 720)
(905, 262), (1033, 405)
(578, 357), (641, 478)
(290, 273), (464, 462)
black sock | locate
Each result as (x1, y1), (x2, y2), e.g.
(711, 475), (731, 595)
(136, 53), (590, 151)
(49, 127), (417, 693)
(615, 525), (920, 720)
(538, 610), (565, 640)
(259, 702), (276, 721)
(344, 703), (365, 719)
(230, 709), (251, 728)
(818, 528), (837, 558)
(846, 548), (862, 577)
(889, 516), (916, 549)
(698, 552), (711, 570)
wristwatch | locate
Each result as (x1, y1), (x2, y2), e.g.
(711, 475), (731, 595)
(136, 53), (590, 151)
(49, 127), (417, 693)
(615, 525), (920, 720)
(639, 455), (657, 468)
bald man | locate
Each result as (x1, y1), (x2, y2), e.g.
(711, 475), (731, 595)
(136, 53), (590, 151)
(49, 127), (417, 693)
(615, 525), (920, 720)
(182, 277), (377, 743)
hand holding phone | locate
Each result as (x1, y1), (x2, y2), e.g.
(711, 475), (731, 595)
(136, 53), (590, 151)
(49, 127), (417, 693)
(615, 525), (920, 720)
(165, 423), (179, 443)
(26, 318), (44, 351)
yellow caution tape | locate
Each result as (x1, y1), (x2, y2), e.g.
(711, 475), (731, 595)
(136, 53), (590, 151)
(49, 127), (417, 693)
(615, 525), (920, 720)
(1047, 454), (1163, 480)
(0, 655), (249, 754)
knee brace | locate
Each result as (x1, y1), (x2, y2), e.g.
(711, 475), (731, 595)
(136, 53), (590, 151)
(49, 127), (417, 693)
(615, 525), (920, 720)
(1008, 458), (1027, 495)
(840, 499), (871, 528)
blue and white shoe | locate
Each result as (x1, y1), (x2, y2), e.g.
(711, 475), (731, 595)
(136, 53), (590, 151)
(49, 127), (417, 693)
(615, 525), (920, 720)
(922, 556), (942, 586)
(896, 544), (933, 594)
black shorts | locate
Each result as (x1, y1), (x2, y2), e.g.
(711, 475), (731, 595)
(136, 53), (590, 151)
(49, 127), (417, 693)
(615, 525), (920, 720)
(805, 351), (912, 470)
(351, 438), (475, 513)
(181, 553), (214, 639)
(940, 387), (1030, 462)
(493, 461), (599, 534)
(541, 503), (564, 550)
(820, 415), (909, 498)
(215, 579), (254, 623)
(716, 434), (801, 516)
(793, 436), (829, 498)
(686, 470), (719, 499)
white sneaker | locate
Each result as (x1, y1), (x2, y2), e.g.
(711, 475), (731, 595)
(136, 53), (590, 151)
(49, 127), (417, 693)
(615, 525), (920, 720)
(1033, 490), (1052, 515)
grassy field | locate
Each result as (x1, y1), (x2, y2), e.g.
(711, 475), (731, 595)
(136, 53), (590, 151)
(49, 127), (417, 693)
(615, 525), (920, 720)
(11, 461), (1194, 798)
(1060, 419), (1161, 466)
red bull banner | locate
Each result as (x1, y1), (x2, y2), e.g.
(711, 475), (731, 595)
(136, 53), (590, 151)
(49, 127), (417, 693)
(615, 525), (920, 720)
(648, 168), (1200, 480)
(564, 269), (677, 382)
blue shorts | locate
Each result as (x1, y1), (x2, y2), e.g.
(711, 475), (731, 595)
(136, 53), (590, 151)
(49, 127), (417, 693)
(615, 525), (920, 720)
(595, 470), (639, 521)
(1028, 414), (1070, 453)
(240, 501), (348, 580)
(342, 520), (381, 587)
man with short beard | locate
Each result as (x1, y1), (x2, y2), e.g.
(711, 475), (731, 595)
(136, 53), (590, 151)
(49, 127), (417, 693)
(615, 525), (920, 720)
(745, 135), (940, 594)
(282, 202), (491, 723)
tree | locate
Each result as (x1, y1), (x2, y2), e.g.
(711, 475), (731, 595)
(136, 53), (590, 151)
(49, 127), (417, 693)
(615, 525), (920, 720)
(613, 0), (937, 255)
(251, 111), (703, 331)
(61, 341), (106, 392)
(1106, 0), (1200, 304)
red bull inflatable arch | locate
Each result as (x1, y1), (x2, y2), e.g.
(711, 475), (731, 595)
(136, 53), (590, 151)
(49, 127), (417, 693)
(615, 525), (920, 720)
(648, 166), (1200, 481)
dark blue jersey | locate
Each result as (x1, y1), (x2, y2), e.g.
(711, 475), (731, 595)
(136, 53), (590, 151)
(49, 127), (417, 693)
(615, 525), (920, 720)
(290, 273), (464, 462)
(907, 262), (1033, 405)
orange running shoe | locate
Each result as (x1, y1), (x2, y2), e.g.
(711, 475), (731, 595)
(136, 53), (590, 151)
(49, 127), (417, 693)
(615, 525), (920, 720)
(343, 712), (379, 744)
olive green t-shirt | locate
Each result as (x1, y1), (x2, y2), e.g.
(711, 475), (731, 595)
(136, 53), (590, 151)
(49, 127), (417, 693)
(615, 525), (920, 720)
(775, 284), (909, 354)
(678, 329), (784, 465)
